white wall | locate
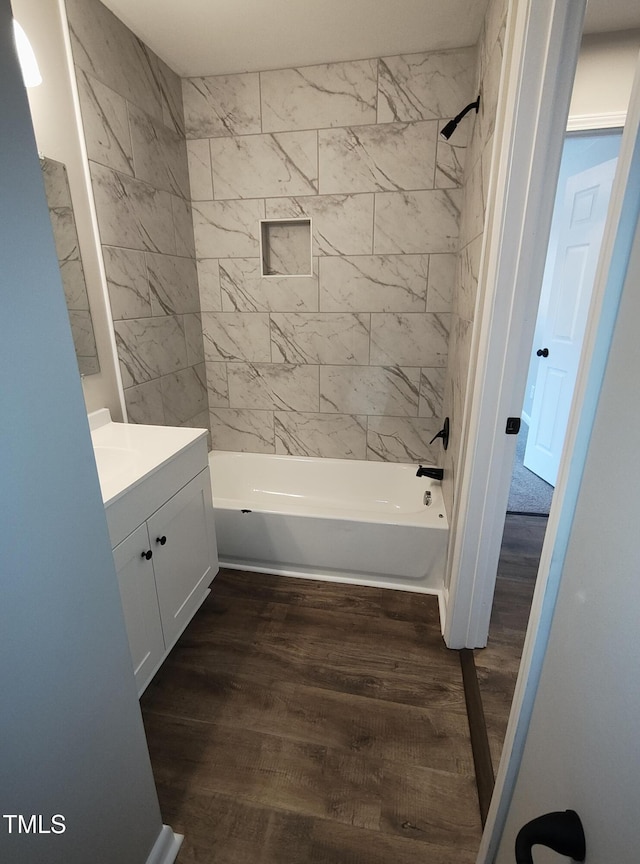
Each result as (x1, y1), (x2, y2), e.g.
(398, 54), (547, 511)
(11, 0), (123, 418)
(0, 1), (164, 859)
(569, 29), (640, 123)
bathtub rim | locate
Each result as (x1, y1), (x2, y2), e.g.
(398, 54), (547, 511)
(209, 449), (448, 528)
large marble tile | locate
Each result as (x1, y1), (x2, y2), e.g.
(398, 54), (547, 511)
(211, 132), (318, 199)
(128, 104), (190, 198)
(320, 366), (419, 416)
(161, 364), (208, 426)
(192, 199), (264, 259)
(220, 258), (318, 312)
(197, 259), (222, 311)
(172, 196), (197, 258)
(184, 313), (205, 365)
(154, 55), (185, 136)
(319, 254), (427, 312)
(124, 379), (165, 426)
(484, 0), (508, 61)
(201, 312), (271, 363)
(374, 190), (462, 254)
(477, 19), (505, 148)
(318, 122), (437, 194)
(103, 246), (151, 320)
(261, 60), (378, 133)
(436, 120), (468, 189)
(114, 315), (187, 387)
(270, 313), (370, 364)
(90, 162), (175, 254)
(182, 73), (261, 138)
(60, 259), (88, 311)
(68, 310), (97, 356)
(181, 412), (210, 437)
(76, 70), (133, 176)
(274, 412), (367, 459)
(451, 315), (474, 419)
(370, 313), (450, 367)
(367, 416), (442, 463)
(187, 140), (213, 200)
(456, 235), (482, 323)
(205, 362), (229, 408)
(266, 195), (374, 256)
(146, 253), (200, 316)
(377, 48), (476, 123)
(228, 364), (319, 412)
(210, 408), (275, 453)
(458, 159), (484, 248)
(419, 367), (446, 417)
(66, 0), (163, 124)
(40, 157), (72, 207)
(427, 253), (456, 314)
(47, 208), (87, 310)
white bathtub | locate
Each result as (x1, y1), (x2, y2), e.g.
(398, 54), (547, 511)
(209, 451), (448, 598)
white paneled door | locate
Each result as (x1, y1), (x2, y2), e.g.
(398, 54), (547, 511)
(524, 157), (617, 485)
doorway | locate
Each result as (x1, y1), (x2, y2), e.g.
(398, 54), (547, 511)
(508, 129), (622, 516)
(481, 127), (623, 781)
(476, 129), (622, 784)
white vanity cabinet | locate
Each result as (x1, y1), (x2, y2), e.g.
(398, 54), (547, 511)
(112, 521), (165, 692)
(145, 468), (214, 650)
(90, 410), (218, 696)
(111, 469), (216, 694)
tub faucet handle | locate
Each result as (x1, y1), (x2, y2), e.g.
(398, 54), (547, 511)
(429, 417), (449, 450)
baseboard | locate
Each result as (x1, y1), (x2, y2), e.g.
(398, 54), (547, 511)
(219, 558), (444, 596)
(145, 825), (183, 864)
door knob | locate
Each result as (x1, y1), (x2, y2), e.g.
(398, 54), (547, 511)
(536, 348), (549, 357)
(515, 809), (585, 864)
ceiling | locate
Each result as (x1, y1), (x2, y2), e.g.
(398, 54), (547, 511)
(100, 0), (640, 78)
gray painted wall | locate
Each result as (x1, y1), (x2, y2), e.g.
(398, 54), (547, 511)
(0, 2), (163, 860)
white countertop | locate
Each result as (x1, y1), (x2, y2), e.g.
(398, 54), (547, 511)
(89, 409), (207, 507)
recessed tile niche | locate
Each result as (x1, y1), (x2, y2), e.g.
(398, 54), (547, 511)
(260, 218), (312, 277)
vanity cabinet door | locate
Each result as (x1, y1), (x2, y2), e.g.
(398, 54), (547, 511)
(112, 521), (165, 695)
(147, 468), (217, 651)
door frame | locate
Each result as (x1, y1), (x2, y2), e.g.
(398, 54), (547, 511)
(479, 61), (640, 861)
(443, 0), (588, 649)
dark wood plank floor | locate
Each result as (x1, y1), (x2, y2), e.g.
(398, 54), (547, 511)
(474, 514), (547, 768)
(141, 572), (482, 864)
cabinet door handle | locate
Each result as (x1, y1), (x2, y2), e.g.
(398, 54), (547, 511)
(141, 549), (153, 560)
(156, 535), (167, 546)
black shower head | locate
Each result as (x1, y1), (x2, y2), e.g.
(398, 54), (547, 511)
(440, 95), (481, 140)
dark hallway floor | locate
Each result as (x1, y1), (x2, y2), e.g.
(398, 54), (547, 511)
(475, 513), (547, 768)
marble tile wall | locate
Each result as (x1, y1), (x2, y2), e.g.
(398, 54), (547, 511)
(185, 46), (477, 461)
(66, 0), (208, 433)
(441, 0), (508, 514)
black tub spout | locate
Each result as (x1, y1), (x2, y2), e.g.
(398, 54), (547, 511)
(416, 466), (443, 481)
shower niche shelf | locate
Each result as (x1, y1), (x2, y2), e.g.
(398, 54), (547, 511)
(260, 218), (312, 277)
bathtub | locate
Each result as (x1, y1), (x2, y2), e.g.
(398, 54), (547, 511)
(209, 451), (448, 600)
